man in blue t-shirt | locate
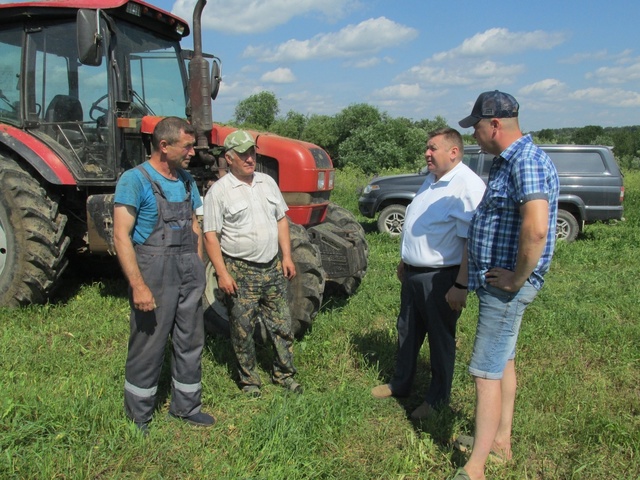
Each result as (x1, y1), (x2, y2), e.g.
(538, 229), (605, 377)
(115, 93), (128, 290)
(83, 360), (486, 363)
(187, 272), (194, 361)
(113, 117), (214, 433)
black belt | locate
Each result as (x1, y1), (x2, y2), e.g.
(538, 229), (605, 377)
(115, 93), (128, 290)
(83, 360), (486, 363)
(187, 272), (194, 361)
(223, 254), (278, 269)
(403, 264), (459, 273)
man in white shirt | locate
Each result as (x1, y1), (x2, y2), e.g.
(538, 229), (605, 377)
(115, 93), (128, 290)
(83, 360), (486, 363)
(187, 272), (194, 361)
(372, 128), (485, 419)
(203, 130), (301, 397)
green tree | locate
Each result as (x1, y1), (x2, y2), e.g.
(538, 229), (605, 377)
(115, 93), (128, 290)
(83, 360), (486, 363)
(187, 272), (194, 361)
(612, 128), (640, 157)
(301, 114), (340, 160)
(413, 115), (449, 134)
(234, 91), (279, 129)
(537, 129), (556, 143)
(338, 116), (427, 174)
(334, 104), (382, 143)
(270, 110), (307, 139)
(572, 125), (604, 145)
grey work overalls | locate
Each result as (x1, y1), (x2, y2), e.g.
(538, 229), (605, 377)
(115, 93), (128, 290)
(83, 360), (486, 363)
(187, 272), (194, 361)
(124, 165), (206, 423)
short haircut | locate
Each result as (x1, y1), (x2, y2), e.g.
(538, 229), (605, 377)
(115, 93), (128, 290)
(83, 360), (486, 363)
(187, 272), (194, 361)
(151, 117), (196, 150)
(428, 127), (464, 156)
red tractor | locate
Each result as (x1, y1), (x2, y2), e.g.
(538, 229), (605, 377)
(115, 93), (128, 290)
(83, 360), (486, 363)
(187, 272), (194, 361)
(0, 0), (367, 336)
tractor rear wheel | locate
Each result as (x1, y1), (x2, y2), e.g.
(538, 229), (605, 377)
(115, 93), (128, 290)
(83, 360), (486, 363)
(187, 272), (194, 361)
(286, 221), (325, 335)
(203, 219), (325, 338)
(323, 203), (368, 296)
(0, 155), (70, 306)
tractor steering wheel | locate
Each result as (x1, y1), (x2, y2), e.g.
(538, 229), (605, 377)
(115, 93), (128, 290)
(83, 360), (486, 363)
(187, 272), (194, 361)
(89, 94), (109, 121)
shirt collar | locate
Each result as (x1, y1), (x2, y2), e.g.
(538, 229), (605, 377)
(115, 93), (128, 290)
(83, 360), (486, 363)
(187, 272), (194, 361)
(498, 134), (533, 164)
(228, 171), (261, 187)
(428, 161), (465, 184)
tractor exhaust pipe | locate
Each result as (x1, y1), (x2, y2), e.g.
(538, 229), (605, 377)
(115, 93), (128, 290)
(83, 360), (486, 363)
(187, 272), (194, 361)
(188, 0), (213, 161)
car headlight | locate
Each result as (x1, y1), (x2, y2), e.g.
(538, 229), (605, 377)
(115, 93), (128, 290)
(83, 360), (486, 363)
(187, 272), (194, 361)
(362, 184), (379, 195)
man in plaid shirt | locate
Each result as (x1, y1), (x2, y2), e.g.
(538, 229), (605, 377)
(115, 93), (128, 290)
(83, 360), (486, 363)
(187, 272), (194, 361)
(450, 91), (559, 480)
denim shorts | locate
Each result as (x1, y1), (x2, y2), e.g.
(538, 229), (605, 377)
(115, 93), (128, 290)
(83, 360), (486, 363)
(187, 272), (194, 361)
(468, 282), (538, 380)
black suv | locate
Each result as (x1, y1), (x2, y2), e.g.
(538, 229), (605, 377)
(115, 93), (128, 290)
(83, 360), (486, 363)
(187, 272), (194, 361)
(358, 145), (625, 241)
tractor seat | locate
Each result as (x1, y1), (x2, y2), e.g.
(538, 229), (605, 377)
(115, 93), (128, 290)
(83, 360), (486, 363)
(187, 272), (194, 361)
(44, 95), (85, 146)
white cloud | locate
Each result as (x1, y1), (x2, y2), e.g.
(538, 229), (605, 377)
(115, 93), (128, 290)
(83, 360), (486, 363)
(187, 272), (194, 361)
(243, 17), (418, 62)
(352, 57), (381, 68)
(392, 27), (560, 91)
(560, 50), (609, 65)
(261, 67), (296, 83)
(372, 83), (421, 99)
(569, 88), (640, 108)
(439, 28), (566, 59)
(586, 56), (640, 85)
(519, 79), (568, 96)
(337, 55), (393, 69)
(560, 49), (633, 65)
(399, 60), (524, 87)
(172, 0), (359, 35)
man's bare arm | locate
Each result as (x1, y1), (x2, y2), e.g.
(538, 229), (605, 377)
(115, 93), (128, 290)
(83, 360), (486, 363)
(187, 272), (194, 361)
(113, 204), (155, 311)
(277, 217), (296, 279)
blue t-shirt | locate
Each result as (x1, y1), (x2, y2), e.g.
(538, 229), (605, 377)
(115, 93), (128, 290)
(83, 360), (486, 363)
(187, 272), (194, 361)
(114, 162), (202, 245)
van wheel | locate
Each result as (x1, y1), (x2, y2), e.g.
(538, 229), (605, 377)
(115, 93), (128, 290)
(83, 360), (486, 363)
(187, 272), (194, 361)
(556, 209), (579, 242)
(377, 204), (406, 236)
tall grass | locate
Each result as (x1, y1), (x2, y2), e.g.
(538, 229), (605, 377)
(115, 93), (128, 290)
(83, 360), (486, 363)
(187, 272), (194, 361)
(1, 170), (638, 479)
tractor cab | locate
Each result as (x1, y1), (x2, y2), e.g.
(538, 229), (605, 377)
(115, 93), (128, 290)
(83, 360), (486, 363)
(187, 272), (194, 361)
(0, 1), (191, 184)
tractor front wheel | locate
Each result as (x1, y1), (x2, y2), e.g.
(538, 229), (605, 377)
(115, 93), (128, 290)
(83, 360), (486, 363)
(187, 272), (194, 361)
(0, 155), (70, 306)
(203, 219), (325, 338)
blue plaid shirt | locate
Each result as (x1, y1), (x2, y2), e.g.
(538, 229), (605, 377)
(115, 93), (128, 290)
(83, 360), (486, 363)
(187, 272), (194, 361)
(468, 135), (559, 291)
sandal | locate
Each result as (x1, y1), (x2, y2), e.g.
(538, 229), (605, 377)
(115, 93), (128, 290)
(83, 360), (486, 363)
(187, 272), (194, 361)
(449, 467), (471, 480)
(280, 378), (303, 394)
(453, 434), (508, 464)
(242, 385), (261, 397)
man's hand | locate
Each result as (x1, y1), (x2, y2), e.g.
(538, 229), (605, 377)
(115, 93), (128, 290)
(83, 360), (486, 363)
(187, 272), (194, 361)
(217, 271), (238, 296)
(131, 284), (156, 311)
(445, 285), (468, 311)
(282, 257), (296, 280)
(485, 267), (523, 292)
(396, 261), (405, 282)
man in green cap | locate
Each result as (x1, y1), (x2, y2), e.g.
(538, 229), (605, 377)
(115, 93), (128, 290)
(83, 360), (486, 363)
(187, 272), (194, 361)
(203, 129), (302, 396)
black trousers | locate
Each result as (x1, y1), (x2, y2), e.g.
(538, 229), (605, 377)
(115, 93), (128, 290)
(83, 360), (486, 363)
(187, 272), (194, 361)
(389, 265), (460, 407)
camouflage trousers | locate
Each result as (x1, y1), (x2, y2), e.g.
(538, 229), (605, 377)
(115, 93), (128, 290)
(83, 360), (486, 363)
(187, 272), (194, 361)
(223, 255), (296, 388)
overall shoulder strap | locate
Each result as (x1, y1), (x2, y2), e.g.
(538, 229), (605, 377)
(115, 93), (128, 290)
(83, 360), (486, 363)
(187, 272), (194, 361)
(135, 164), (166, 199)
(175, 168), (192, 197)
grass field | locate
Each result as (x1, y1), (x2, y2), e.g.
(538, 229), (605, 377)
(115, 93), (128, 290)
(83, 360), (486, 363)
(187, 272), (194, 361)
(1, 169), (638, 479)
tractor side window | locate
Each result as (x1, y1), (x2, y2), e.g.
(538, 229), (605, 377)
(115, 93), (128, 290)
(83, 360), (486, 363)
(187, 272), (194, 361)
(28, 24), (108, 126)
(26, 22), (114, 180)
(129, 49), (187, 117)
(0, 27), (22, 124)
(118, 22), (187, 118)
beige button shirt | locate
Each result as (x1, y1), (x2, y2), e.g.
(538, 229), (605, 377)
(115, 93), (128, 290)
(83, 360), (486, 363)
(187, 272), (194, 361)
(203, 171), (288, 263)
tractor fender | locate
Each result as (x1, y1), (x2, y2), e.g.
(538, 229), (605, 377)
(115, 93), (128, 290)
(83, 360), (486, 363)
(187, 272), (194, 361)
(0, 123), (76, 185)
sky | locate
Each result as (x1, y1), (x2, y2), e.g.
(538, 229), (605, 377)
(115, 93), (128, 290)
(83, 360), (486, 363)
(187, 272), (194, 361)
(97, 0), (640, 132)
(162, 0), (640, 133)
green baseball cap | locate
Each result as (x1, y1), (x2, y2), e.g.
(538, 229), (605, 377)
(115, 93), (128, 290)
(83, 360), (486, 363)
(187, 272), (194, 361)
(224, 130), (256, 153)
